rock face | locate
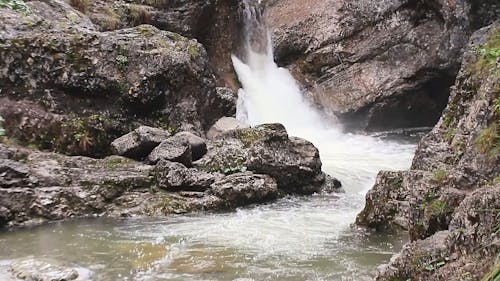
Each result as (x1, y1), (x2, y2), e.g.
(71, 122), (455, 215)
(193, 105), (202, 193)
(267, 0), (500, 131)
(357, 23), (500, 280)
(85, 0), (241, 88)
(0, 0), (236, 157)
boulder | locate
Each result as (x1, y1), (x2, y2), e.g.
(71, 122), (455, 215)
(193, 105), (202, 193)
(147, 135), (192, 166)
(210, 172), (279, 208)
(206, 117), (250, 139)
(196, 123), (325, 194)
(111, 126), (170, 160)
(153, 160), (220, 192)
(174, 131), (207, 161)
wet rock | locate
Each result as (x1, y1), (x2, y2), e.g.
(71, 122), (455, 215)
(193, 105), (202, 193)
(210, 172), (279, 208)
(147, 135), (192, 166)
(9, 258), (93, 281)
(206, 117), (250, 139)
(174, 131), (207, 161)
(356, 171), (409, 232)
(111, 126), (170, 160)
(153, 160), (220, 192)
(319, 174), (344, 193)
(86, 0), (242, 88)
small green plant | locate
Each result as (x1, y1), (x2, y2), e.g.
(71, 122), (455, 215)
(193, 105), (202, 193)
(116, 54), (128, 71)
(429, 200), (450, 217)
(69, 0), (89, 13)
(472, 28), (500, 75)
(0, 0), (31, 13)
(431, 169), (448, 183)
(476, 123), (499, 157)
(493, 98), (500, 115)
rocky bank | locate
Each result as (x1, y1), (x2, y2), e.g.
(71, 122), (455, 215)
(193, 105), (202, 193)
(0, 120), (341, 228)
(357, 23), (499, 280)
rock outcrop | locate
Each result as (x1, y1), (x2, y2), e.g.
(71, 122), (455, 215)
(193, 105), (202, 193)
(357, 23), (500, 280)
(197, 123), (330, 194)
(0, 123), (340, 228)
(267, 0), (500, 131)
(0, 0), (236, 157)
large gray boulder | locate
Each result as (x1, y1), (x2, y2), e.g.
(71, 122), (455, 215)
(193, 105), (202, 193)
(210, 172), (279, 208)
(174, 131), (207, 161)
(196, 123), (326, 194)
(147, 135), (192, 166)
(111, 126), (170, 160)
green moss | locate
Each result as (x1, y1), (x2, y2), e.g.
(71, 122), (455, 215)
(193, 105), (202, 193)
(138, 25), (153, 36)
(476, 123), (500, 158)
(389, 176), (403, 189)
(103, 156), (133, 169)
(236, 129), (262, 147)
(431, 169), (448, 183)
(187, 44), (199, 59)
(199, 156), (247, 175)
(444, 128), (456, 143)
(493, 98), (500, 116)
(0, 0), (31, 14)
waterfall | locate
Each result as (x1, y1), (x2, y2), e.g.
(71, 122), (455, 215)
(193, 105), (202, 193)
(232, 0), (329, 137)
(232, 0), (415, 192)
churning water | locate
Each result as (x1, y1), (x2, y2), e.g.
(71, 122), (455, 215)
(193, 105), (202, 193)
(0, 1), (419, 280)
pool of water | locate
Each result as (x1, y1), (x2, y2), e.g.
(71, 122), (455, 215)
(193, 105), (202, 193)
(0, 130), (418, 281)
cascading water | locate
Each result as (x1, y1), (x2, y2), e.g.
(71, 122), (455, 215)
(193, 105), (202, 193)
(0, 1), (419, 280)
